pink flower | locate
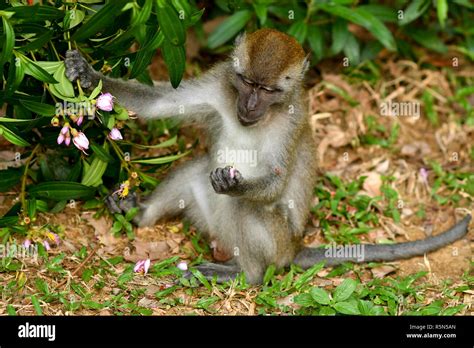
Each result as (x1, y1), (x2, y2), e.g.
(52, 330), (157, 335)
(420, 168), (428, 184)
(53, 233), (60, 245)
(109, 127), (123, 141)
(134, 259), (151, 275)
(76, 115), (84, 126)
(96, 93), (114, 111)
(57, 133), (65, 144)
(43, 240), (51, 251)
(65, 135), (71, 146)
(72, 131), (89, 154)
(23, 239), (31, 248)
(61, 124), (69, 134)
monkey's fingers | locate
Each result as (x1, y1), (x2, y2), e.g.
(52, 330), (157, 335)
(64, 50), (95, 88)
(104, 191), (138, 215)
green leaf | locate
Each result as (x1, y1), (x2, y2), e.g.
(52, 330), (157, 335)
(307, 25), (324, 62)
(130, 48), (155, 79)
(156, 0), (186, 46)
(358, 5), (398, 23)
(405, 27), (447, 53)
(18, 54), (58, 84)
(81, 155), (108, 187)
(333, 300), (360, 315)
(161, 41), (186, 88)
(19, 100), (55, 117)
(34, 61), (63, 75)
(90, 142), (114, 162)
(72, 0), (129, 42)
(49, 62), (75, 99)
(293, 293), (315, 307)
(0, 17), (14, 69)
(263, 264), (276, 286)
(18, 30), (53, 53)
(124, 135), (177, 149)
(320, 4), (396, 51)
(5, 56), (25, 98)
(28, 182), (96, 201)
(436, 0), (448, 28)
(208, 10), (252, 49)
(310, 287), (331, 305)
(27, 198), (37, 219)
(6, 304), (16, 316)
(287, 20), (307, 45)
(125, 207), (139, 221)
(333, 278), (357, 302)
(294, 261), (325, 290)
(6, 4), (63, 21)
(190, 269), (213, 291)
(343, 33), (360, 66)
(132, 151), (189, 164)
(331, 18), (349, 55)
(398, 0), (431, 26)
(422, 90), (438, 125)
(0, 167), (23, 192)
(89, 79), (103, 100)
(30, 295), (43, 315)
(253, 3), (268, 25)
(0, 124), (30, 146)
(133, 0), (152, 27)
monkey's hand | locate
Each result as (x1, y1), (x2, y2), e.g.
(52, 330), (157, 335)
(210, 166), (243, 194)
(105, 190), (138, 216)
(64, 50), (99, 89)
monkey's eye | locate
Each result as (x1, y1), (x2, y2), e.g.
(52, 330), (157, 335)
(261, 86), (282, 93)
(238, 74), (254, 86)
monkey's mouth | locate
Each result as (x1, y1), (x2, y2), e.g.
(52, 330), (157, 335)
(237, 110), (261, 127)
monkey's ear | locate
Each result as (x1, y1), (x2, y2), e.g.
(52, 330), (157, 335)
(302, 53), (311, 74)
(235, 31), (247, 46)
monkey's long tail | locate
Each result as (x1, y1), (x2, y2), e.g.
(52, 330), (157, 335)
(293, 214), (471, 269)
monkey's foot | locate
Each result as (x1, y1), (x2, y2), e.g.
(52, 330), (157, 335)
(64, 50), (98, 89)
(210, 166), (242, 194)
(105, 190), (138, 215)
(184, 262), (241, 283)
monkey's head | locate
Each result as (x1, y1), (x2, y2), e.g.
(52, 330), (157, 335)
(231, 28), (309, 127)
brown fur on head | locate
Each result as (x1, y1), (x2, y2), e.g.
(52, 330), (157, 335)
(232, 28), (309, 86)
(231, 28), (309, 127)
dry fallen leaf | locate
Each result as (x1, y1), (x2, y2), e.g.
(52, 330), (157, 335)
(362, 172), (382, 197)
(124, 239), (169, 262)
(371, 265), (398, 279)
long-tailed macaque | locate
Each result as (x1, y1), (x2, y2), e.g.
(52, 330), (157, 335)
(65, 29), (471, 284)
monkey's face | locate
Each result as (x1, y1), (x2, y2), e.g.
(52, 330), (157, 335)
(235, 73), (283, 127)
(231, 29), (309, 127)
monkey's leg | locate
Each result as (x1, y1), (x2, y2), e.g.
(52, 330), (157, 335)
(138, 156), (211, 229)
(187, 205), (294, 285)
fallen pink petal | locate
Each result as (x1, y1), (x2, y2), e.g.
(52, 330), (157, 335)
(177, 261), (188, 271)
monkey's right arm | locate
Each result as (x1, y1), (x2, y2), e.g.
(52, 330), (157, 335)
(64, 50), (218, 122)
